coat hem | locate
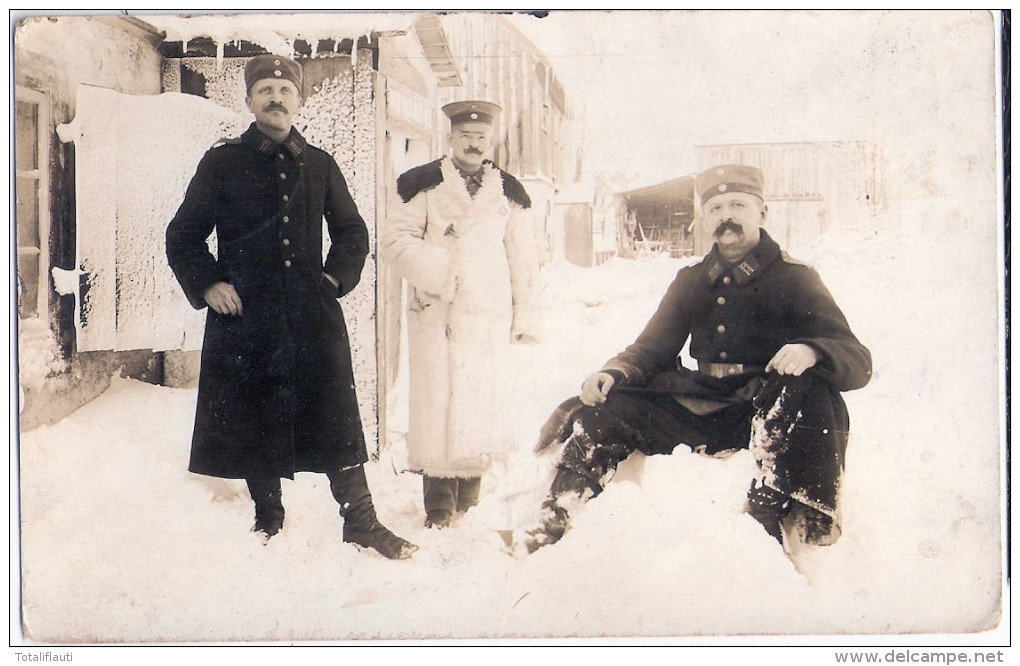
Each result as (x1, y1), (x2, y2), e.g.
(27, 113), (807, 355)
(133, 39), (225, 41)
(413, 465), (489, 479)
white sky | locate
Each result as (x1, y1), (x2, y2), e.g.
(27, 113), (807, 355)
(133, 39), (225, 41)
(129, 9), (1000, 195)
(507, 10), (999, 190)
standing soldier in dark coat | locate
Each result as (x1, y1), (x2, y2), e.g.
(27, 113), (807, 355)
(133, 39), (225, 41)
(512, 164), (871, 563)
(166, 54), (416, 560)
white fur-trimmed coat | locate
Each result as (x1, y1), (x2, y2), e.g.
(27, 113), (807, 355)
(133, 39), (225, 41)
(382, 157), (542, 477)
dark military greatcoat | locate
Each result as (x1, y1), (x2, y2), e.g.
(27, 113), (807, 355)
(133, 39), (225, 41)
(167, 123), (370, 480)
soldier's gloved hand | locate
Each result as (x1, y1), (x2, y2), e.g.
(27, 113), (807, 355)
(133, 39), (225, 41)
(203, 281), (243, 316)
(766, 343), (820, 376)
(580, 371), (616, 406)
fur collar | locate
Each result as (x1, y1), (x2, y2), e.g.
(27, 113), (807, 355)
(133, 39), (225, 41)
(397, 157), (531, 208)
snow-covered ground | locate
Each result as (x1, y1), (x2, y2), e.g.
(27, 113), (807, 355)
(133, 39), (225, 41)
(13, 215), (1007, 650)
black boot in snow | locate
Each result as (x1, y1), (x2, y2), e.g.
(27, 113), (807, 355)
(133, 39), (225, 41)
(520, 500), (571, 555)
(504, 468), (594, 557)
(247, 478), (285, 544)
(745, 480), (790, 543)
(328, 466), (418, 560)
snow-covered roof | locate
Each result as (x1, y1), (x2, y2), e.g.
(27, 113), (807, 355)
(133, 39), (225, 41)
(139, 12), (417, 58)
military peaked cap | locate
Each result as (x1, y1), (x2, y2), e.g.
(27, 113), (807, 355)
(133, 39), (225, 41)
(697, 164), (765, 203)
(245, 54), (303, 93)
(442, 100), (501, 126)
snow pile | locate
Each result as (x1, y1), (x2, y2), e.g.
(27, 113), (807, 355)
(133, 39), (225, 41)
(16, 318), (66, 395)
(15, 216), (1005, 643)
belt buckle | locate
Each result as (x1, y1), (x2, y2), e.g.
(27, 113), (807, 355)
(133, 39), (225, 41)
(706, 362), (744, 378)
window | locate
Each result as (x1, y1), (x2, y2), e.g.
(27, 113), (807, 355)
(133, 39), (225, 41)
(15, 87), (50, 319)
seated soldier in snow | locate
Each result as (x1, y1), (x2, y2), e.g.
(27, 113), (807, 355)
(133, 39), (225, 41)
(511, 164), (872, 560)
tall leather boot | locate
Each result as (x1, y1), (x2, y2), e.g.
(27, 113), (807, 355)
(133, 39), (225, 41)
(328, 465), (418, 560)
(246, 477), (285, 543)
(745, 480), (789, 543)
(514, 467), (596, 556)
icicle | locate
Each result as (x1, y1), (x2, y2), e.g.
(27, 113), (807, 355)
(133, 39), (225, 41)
(356, 31), (372, 68)
(350, 32), (366, 68)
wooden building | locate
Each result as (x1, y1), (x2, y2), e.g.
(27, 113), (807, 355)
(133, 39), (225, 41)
(695, 142), (884, 254)
(619, 175), (697, 258)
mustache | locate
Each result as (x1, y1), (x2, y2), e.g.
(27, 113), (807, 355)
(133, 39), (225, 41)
(464, 147), (484, 155)
(262, 103), (289, 113)
(714, 220), (744, 236)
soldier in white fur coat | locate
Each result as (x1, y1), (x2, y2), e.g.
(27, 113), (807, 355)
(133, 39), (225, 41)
(382, 101), (542, 528)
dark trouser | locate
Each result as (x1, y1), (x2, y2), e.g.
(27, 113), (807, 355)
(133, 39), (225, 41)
(543, 373), (849, 545)
(245, 465), (380, 532)
(423, 475), (483, 515)
(247, 465), (416, 559)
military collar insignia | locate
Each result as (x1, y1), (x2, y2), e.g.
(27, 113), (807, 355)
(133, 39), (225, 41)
(706, 261), (725, 284)
(704, 254), (761, 286)
(280, 133), (305, 158)
(730, 254), (761, 285)
(242, 123), (306, 158)
(704, 229), (781, 286)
